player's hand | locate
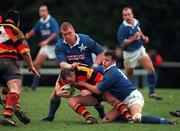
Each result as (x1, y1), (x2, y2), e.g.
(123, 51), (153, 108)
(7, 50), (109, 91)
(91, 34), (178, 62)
(134, 32), (141, 40)
(71, 62), (81, 70)
(25, 33), (30, 39)
(39, 40), (48, 47)
(56, 90), (70, 98)
(28, 66), (41, 78)
(143, 36), (149, 44)
(80, 89), (92, 96)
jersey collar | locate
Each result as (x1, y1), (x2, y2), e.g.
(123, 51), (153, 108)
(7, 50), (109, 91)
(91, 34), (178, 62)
(123, 18), (138, 27)
(63, 34), (80, 48)
(104, 63), (116, 72)
(40, 15), (51, 23)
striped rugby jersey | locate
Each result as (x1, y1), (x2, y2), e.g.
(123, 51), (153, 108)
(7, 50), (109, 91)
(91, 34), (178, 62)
(0, 23), (30, 60)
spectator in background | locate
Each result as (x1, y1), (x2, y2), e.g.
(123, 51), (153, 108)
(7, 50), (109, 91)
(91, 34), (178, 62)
(117, 7), (162, 100)
(25, 4), (60, 90)
(115, 46), (124, 69)
(147, 49), (163, 87)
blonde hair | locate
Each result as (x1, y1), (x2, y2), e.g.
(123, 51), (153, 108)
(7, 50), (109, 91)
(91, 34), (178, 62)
(60, 22), (74, 31)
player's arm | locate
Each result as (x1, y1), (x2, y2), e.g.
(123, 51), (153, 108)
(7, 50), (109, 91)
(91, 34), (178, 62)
(76, 81), (101, 95)
(60, 62), (79, 70)
(25, 29), (36, 39)
(39, 33), (58, 46)
(87, 36), (105, 66)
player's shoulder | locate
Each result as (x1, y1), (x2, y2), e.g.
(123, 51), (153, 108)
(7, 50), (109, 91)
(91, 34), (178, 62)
(49, 16), (58, 23)
(0, 23), (24, 38)
(77, 33), (90, 39)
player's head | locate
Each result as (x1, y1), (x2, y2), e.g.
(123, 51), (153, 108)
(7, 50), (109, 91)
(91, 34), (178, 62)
(60, 69), (76, 84)
(39, 4), (49, 19)
(102, 50), (117, 69)
(60, 22), (76, 45)
(122, 7), (134, 24)
(4, 9), (20, 26)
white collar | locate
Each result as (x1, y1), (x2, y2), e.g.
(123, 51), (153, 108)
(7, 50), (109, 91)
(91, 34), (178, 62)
(40, 15), (51, 23)
(104, 63), (116, 72)
(63, 34), (80, 48)
(123, 18), (138, 27)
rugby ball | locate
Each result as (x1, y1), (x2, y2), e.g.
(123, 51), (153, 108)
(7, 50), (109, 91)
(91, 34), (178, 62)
(61, 84), (75, 97)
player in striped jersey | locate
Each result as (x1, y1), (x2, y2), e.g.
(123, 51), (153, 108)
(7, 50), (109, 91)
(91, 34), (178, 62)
(57, 64), (132, 124)
(0, 9), (40, 126)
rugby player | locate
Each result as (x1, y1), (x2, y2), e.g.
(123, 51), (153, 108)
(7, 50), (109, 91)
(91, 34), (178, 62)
(41, 22), (105, 121)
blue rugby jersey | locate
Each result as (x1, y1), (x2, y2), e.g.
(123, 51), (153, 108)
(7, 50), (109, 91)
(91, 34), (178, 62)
(117, 19), (144, 52)
(33, 15), (60, 45)
(55, 34), (104, 66)
(97, 64), (136, 101)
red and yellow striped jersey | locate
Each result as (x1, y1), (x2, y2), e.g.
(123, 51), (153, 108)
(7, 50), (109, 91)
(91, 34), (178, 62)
(0, 23), (30, 60)
(75, 65), (103, 86)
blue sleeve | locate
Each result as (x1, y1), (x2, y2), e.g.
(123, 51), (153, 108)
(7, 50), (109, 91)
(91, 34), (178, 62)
(32, 21), (40, 33)
(50, 18), (60, 33)
(117, 25), (128, 45)
(55, 43), (67, 63)
(97, 71), (117, 91)
(86, 36), (104, 55)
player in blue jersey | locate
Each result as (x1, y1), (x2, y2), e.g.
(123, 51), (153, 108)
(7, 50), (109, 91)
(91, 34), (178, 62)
(25, 4), (60, 90)
(117, 7), (162, 100)
(75, 50), (176, 124)
(41, 22), (105, 121)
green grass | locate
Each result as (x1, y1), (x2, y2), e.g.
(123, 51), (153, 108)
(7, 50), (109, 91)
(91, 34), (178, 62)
(0, 87), (180, 131)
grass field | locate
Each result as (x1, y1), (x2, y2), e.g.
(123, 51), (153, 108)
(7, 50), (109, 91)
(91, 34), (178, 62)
(0, 87), (180, 131)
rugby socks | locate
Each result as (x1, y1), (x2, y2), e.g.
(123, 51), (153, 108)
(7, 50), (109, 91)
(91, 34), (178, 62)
(141, 115), (169, 124)
(94, 103), (105, 119)
(48, 98), (61, 119)
(113, 101), (132, 120)
(72, 103), (93, 119)
(31, 75), (40, 90)
(3, 92), (19, 118)
(1, 88), (8, 104)
(148, 74), (156, 94)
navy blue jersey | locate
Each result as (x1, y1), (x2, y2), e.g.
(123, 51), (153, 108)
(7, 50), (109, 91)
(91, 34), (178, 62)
(33, 15), (59, 45)
(117, 19), (144, 52)
(97, 64), (136, 101)
(55, 34), (104, 66)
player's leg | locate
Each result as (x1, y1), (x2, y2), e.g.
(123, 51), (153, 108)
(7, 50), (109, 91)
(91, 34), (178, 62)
(41, 78), (61, 121)
(68, 95), (98, 124)
(102, 91), (132, 121)
(139, 54), (162, 100)
(0, 87), (9, 107)
(102, 108), (121, 123)
(80, 89), (105, 119)
(169, 110), (180, 117)
(31, 48), (47, 90)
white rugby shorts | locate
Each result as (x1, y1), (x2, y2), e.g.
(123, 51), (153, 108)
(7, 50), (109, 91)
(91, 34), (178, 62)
(39, 45), (56, 59)
(123, 89), (144, 108)
(123, 46), (148, 68)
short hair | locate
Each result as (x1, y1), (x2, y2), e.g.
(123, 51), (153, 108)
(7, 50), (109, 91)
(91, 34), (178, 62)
(60, 22), (74, 31)
(59, 69), (71, 81)
(122, 7), (134, 14)
(104, 50), (117, 60)
(39, 4), (48, 10)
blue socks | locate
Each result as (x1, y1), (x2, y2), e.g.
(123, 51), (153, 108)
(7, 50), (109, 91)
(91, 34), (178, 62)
(94, 103), (105, 119)
(48, 98), (61, 118)
(141, 115), (169, 124)
(31, 75), (40, 90)
(147, 74), (156, 94)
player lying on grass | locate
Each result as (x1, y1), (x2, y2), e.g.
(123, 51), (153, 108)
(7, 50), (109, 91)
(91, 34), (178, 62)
(49, 64), (132, 124)
(67, 50), (176, 125)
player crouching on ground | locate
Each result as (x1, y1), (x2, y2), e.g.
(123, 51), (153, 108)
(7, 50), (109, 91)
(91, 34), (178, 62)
(56, 64), (133, 124)
(72, 50), (176, 125)
(0, 9), (40, 126)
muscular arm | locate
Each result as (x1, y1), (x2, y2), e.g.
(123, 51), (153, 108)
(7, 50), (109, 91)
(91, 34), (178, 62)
(22, 52), (40, 77)
(94, 52), (104, 66)
(76, 81), (101, 95)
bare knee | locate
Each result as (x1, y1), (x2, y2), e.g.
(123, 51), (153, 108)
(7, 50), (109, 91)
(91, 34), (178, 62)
(102, 116), (114, 123)
(68, 97), (78, 107)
